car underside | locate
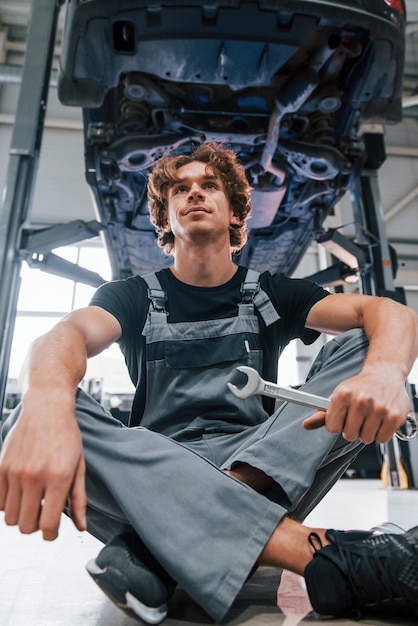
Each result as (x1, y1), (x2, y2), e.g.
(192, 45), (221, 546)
(58, 0), (406, 280)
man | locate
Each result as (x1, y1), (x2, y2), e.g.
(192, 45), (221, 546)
(1, 143), (417, 623)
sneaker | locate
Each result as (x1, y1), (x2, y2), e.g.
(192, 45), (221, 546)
(86, 531), (176, 624)
(304, 525), (418, 618)
(370, 521), (405, 535)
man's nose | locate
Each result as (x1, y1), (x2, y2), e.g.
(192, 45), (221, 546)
(188, 183), (204, 199)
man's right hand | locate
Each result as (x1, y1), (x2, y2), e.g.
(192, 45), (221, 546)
(0, 389), (87, 541)
(0, 307), (122, 541)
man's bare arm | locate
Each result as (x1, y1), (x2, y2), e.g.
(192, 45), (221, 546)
(0, 306), (121, 540)
(304, 294), (418, 443)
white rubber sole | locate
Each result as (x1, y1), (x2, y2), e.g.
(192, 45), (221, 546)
(86, 558), (168, 625)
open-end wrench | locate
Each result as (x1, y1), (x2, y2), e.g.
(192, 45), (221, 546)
(227, 365), (417, 441)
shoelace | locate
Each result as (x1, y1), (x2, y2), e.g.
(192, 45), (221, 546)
(308, 531), (323, 551)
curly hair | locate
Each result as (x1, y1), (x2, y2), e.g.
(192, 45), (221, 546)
(147, 142), (252, 254)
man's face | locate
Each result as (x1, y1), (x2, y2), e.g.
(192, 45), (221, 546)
(165, 161), (236, 248)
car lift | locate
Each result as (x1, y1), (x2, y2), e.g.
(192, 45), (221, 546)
(0, 0), (104, 411)
(350, 132), (418, 489)
(0, 0), (416, 488)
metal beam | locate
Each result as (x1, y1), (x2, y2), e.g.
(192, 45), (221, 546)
(21, 220), (104, 253)
(352, 167), (417, 489)
(403, 95), (418, 109)
(0, 112), (83, 130)
(25, 252), (106, 287)
(0, 62), (58, 85)
(384, 185), (418, 222)
(0, 0), (61, 415)
(385, 146), (418, 158)
(359, 170), (397, 291)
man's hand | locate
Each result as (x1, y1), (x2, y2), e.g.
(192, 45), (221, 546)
(0, 307), (122, 540)
(0, 391), (87, 540)
(303, 367), (411, 444)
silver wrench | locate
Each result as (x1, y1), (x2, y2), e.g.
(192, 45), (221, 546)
(227, 365), (417, 441)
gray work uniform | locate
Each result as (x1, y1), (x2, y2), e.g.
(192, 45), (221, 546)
(139, 269), (278, 440)
(1, 271), (368, 622)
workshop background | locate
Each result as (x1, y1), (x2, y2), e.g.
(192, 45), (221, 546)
(1, 4), (418, 626)
(0, 0), (417, 403)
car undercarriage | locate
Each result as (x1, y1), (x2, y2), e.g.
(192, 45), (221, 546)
(56, 1), (405, 279)
(0, 0), (413, 489)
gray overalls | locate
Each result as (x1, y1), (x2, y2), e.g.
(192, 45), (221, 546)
(1, 272), (369, 621)
(139, 269), (278, 441)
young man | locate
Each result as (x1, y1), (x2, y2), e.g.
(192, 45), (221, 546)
(1, 143), (417, 623)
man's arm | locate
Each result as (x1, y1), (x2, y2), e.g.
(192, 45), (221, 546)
(304, 293), (418, 444)
(0, 306), (121, 540)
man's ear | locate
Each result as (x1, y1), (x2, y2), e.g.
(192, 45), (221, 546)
(230, 207), (240, 225)
(161, 210), (171, 232)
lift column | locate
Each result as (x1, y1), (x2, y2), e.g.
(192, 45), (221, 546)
(0, 0), (61, 416)
(351, 129), (418, 488)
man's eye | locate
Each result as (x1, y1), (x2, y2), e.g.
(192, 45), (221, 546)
(205, 183), (217, 189)
(175, 186), (188, 193)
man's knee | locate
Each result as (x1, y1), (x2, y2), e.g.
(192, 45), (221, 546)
(306, 329), (368, 381)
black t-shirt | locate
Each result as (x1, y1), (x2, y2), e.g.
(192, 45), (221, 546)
(90, 266), (330, 422)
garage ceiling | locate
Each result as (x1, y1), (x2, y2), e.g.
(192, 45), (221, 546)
(0, 0), (417, 310)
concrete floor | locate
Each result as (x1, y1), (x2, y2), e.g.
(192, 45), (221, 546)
(1, 479), (417, 626)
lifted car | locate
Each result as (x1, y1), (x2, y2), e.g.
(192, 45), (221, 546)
(58, 0), (406, 279)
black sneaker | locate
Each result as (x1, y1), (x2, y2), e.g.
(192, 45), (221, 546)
(86, 531), (176, 624)
(304, 525), (418, 618)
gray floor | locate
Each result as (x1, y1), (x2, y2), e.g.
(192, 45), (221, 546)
(1, 479), (417, 626)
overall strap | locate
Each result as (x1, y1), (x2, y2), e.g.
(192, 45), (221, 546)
(142, 272), (168, 325)
(239, 268), (260, 317)
(239, 268), (280, 327)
